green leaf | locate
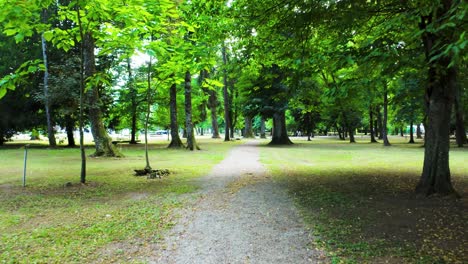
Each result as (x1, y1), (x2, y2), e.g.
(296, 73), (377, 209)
(43, 31), (54, 41)
(0, 88), (6, 99)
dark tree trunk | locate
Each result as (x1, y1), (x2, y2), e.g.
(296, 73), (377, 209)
(369, 106), (378, 143)
(168, 82), (184, 148)
(127, 58), (138, 144)
(222, 45), (230, 141)
(41, 9), (56, 148)
(417, 124), (423, 139)
(208, 89), (220, 138)
(377, 108), (383, 140)
(454, 81), (467, 147)
(65, 114), (76, 147)
(374, 120), (380, 138)
(77, 8), (86, 183)
(83, 33), (119, 157)
(400, 127), (404, 137)
(382, 83), (391, 146)
(416, 3), (459, 196)
(337, 126), (344, 140)
(184, 71), (199, 151)
(260, 117), (266, 138)
(409, 120), (415, 143)
(244, 116), (254, 138)
(269, 110), (292, 145)
(349, 127), (356, 143)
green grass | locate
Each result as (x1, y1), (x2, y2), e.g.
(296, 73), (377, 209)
(260, 136), (468, 264)
(0, 138), (239, 263)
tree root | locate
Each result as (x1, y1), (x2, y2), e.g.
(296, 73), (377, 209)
(134, 168), (170, 179)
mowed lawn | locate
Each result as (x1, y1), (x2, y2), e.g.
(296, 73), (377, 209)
(0, 139), (239, 263)
(261, 136), (468, 264)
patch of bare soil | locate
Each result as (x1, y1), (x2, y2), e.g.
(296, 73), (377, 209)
(146, 141), (327, 263)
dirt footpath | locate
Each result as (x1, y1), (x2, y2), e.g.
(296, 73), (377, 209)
(150, 141), (326, 264)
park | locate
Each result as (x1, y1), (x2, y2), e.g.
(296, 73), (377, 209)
(0, 0), (467, 263)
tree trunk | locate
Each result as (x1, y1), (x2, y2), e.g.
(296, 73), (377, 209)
(41, 9), (56, 148)
(168, 82), (184, 148)
(369, 106), (378, 143)
(454, 81), (467, 147)
(244, 116), (254, 138)
(222, 45), (230, 141)
(377, 108), (383, 140)
(416, 3), (460, 196)
(144, 57), (153, 171)
(382, 83), (391, 146)
(409, 120), (415, 143)
(83, 33), (119, 157)
(184, 71), (199, 151)
(417, 124), (423, 139)
(260, 117), (266, 138)
(269, 110), (292, 145)
(349, 127), (356, 143)
(127, 58), (138, 144)
(400, 127), (404, 137)
(77, 8), (86, 183)
(65, 114), (76, 147)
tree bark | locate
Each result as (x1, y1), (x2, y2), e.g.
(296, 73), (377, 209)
(269, 110), (292, 145)
(244, 116), (254, 138)
(382, 83), (391, 146)
(417, 124), (423, 139)
(83, 33), (119, 157)
(208, 90), (220, 138)
(260, 117), (266, 138)
(222, 45), (230, 141)
(127, 58), (138, 144)
(409, 120), (415, 143)
(454, 80), (467, 147)
(184, 71), (199, 151)
(41, 9), (56, 148)
(65, 114), (76, 147)
(377, 107), (383, 140)
(369, 106), (378, 143)
(348, 127), (356, 143)
(168, 82), (184, 148)
(416, 6), (458, 196)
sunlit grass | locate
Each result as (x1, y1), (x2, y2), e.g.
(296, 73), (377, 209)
(0, 138), (239, 263)
(261, 136), (468, 263)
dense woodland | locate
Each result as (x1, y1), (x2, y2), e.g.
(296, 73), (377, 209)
(0, 0), (466, 196)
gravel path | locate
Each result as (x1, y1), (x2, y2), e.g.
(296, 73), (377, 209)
(150, 141), (326, 264)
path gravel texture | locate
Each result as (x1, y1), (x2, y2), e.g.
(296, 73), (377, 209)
(150, 141), (326, 264)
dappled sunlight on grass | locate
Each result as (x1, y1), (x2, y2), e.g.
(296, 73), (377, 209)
(0, 138), (239, 263)
(260, 138), (467, 263)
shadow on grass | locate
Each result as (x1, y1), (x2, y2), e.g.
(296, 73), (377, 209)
(281, 170), (467, 263)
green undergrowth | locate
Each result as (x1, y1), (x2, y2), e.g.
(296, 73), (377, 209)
(0, 138), (239, 263)
(261, 136), (468, 264)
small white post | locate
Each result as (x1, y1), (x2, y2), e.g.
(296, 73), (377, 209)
(23, 144), (30, 187)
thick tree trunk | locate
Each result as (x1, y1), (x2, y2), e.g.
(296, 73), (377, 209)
(184, 71), (199, 151)
(409, 120), (415, 143)
(382, 83), (391, 146)
(416, 7), (458, 196)
(65, 114), (76, 147)
(222, 45), (230, 141)
(41, 10), (56, 148)
(168, 83), (184, 148)
(369, 106), (378, 143)
(260, 117), (266, 138)
(269, 110), (292, 145)
(244, 116), (254, 138)
(454, 82), (467, 147)
(83, 33), (119, 157)
(416, 63), (457, 195)
(400, 127), (404, 137)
